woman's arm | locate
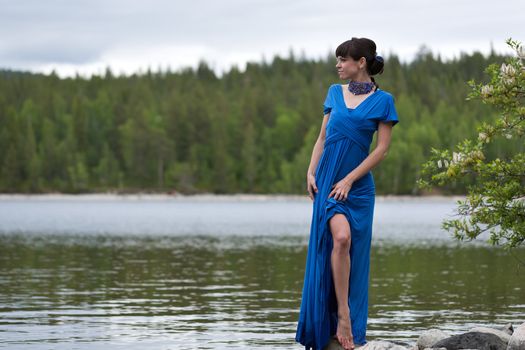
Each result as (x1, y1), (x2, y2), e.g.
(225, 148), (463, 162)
(307, 114), (330, 176)
(306, 114), (330, 200)
(329, 121), (394, 200)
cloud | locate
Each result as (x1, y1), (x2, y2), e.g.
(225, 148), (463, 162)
(0, 0), (523, 77)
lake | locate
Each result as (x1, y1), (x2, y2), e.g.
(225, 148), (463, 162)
(0, 195), (523, 349)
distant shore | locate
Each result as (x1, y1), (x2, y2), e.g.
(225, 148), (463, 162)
(0, 192), (466, 202)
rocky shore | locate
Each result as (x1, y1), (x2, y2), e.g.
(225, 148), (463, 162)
(324, 322), (525, 350)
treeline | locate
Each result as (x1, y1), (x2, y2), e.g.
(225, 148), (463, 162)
(0, 48), (522, 194)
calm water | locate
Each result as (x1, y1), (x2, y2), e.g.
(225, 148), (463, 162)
(0, 195), (523, 349)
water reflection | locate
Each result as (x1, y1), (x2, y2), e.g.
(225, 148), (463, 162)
(0, 234), (524, 349)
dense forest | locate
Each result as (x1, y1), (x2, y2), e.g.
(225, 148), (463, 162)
(0, 47), (522, 195)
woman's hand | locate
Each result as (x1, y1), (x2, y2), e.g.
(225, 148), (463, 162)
(306, 172), (318, 201)
(329, 177), (353, 201)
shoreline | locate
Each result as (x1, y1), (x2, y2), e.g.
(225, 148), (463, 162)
(0, 192), (466, 202)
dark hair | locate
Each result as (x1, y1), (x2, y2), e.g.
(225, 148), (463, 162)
(335, 37), (384, 87)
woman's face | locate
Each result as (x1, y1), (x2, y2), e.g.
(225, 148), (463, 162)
(335, 56), (366, 80)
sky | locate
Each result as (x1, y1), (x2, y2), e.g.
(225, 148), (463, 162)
(1, 0), (524, 78)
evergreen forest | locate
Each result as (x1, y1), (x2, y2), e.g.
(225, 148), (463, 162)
(1, 48), (522, 195)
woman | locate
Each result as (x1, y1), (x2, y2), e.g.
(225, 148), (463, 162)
(295, 37), (399, 350)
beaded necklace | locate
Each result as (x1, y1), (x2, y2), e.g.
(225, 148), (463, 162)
(348, 80), (375, 95)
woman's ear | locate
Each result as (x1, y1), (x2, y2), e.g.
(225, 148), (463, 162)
(359, 57), (367, 69)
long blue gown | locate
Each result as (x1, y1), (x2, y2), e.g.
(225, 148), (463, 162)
(295, 84), (399, 349)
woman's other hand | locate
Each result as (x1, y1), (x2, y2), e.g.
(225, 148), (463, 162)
(306, 172), (318, 201)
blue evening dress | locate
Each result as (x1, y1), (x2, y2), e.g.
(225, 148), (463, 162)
(295, 84), (399, 349)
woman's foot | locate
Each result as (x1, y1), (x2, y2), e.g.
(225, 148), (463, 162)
(336, 313), (355, 350)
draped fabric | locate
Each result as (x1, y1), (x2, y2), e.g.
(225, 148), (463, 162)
(296, 84), (399, 349)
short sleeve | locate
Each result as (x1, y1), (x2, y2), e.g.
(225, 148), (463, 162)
(322, 85), (333, 116)
(368, 93), (399, 127)
(383, 94), (399, 127)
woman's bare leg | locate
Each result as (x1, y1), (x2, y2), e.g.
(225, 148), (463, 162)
(329, 213), (354, 350)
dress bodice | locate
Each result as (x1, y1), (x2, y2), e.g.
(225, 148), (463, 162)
(323, 84), (399, 153)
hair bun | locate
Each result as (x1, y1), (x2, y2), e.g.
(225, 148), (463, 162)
(369, 54), (384, 75)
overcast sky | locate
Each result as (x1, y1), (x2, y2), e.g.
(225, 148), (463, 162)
(1, 0), (524, 77)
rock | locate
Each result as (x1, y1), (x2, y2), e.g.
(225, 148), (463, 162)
(324, 338), (410, 350)
(359, 340), (409, 349)
(507, 321), (525, 350)
(433, 331), (507, 350)
(501, 323), (514, 335)
(416, 329), (451, 349)
(469, 326), (512, 343)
